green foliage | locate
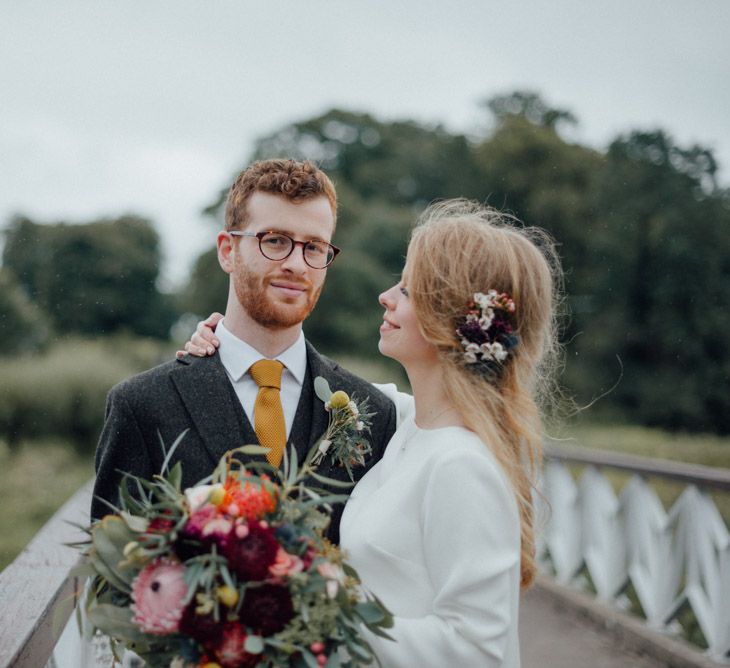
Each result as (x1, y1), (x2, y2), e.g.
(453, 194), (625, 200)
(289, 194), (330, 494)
(191, 93), (729, 434)
(179, 246), (228, 318)
(0, 337), (173, 452)
(572, 130), (730, 432)
(0, 267), (49, 353)
(2, 214), (177, 340)
(485, 89), (578, 130)
(0, 439), (94, 571)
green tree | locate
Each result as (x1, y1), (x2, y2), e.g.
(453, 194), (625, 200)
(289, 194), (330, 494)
(585, 131), (730, 431)
(3, 215), (177, 338)
(180, 246), (228, 318)
(188, 97), (730, 434)
(0, 268), (48, 355)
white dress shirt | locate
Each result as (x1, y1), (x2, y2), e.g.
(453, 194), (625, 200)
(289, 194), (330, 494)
(216, 320), (307, 437)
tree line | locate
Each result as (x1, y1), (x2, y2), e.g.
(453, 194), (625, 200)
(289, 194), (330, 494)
(3, 92), (729, 434)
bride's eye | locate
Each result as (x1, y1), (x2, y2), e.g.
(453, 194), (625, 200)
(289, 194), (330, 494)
(399, 286), (409, 297)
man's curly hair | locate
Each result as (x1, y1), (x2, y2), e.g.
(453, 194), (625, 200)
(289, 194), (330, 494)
(224, 159), (337, 231)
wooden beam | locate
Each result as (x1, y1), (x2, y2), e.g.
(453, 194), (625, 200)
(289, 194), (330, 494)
(0, 480), (93, 668)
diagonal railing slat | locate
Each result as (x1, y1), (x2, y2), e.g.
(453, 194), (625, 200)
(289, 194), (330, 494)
(539, 441), (730, 664)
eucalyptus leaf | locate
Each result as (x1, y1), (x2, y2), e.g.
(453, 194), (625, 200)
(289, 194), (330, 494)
(308, 471), (357, 488)
(159, 428), (189, 474)
(120, 511), (149, 533)
(91, 524), (135, 590)
(287, 446), (300, 487)
(236, 444), (272, 456)
(354, 601), (386, 624)
(314, 376), (333, 403)
(325, 652), (343, 668)
(299, 494), (350, 508)
(69, 562), (97, 579)
(344, 637), (371, 661)
(168, 461), (182, 491)
(87, 603), (146, 643)
(301, 649), (320, 668)
(88, 552), (131, 594)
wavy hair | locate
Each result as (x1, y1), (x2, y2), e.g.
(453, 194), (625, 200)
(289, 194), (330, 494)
(405, 199), (562, 589)
(225, 159), (337, 231)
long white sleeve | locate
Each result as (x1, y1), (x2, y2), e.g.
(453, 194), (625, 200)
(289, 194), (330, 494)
(367, 448), (521, 667)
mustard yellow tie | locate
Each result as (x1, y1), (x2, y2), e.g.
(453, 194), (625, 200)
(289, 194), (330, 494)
(249, 359), (286, 467)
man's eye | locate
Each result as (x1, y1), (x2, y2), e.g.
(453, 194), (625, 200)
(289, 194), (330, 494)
(263, 235), (289, 247)
(305, 241), (327, 256)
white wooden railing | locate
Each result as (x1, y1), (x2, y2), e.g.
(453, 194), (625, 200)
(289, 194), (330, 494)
(2, 444), (730, 666)
(0, 481), (92, 668)
(538, 442), (730, 664)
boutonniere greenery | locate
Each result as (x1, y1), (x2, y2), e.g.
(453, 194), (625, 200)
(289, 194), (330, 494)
(309, 377), (375, 480)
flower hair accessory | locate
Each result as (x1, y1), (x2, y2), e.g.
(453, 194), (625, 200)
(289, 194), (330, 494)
(456, 290), (519, 376)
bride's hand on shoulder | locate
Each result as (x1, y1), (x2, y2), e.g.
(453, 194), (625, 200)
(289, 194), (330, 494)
(176, 312), (223, 358)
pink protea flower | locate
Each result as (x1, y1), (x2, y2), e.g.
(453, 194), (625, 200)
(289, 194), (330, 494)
(130, 558), (187, 635)
(269, 547), (304, 579)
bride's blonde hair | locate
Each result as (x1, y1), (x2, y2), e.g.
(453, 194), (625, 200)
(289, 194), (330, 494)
(405, 199), (562, 589)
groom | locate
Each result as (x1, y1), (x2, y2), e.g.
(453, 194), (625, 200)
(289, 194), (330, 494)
(92, 159), (397, 543)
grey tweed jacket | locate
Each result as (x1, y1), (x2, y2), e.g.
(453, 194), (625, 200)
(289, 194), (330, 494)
(92, 342), (397, 544)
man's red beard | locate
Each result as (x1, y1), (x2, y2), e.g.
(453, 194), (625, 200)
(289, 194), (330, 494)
(233, 265), (323, 329)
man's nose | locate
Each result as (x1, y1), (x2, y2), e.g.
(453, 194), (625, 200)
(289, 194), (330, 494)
(280, 244), (309, 273)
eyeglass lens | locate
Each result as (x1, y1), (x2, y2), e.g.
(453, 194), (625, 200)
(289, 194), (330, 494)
(260, 232), (334, 268)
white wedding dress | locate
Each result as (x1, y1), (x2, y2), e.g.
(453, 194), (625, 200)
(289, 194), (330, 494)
(340, 385), (521, 667)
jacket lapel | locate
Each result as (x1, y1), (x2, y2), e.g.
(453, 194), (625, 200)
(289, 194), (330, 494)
(172, 345), (338, 472)
(170, 355), (251, 465)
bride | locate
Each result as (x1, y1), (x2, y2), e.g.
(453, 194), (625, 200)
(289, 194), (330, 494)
(185, 199), (561, 667)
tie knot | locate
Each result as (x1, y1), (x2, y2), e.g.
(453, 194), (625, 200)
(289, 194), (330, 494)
(250, 359), (284, 389)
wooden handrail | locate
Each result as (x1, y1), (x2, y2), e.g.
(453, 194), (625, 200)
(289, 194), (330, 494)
(0, 479), (93, 668)
(544, 441), (730, 491)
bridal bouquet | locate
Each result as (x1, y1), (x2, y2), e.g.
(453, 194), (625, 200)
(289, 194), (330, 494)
(73, 436), (392, 667)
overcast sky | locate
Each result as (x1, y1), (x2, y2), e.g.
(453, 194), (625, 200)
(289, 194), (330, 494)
(2, 1), (728, 288)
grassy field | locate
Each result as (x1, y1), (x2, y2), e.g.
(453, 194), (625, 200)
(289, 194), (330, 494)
(551, 420), (730, 467)
(0, 439), (94, 571)
(548, 420), (730, 522)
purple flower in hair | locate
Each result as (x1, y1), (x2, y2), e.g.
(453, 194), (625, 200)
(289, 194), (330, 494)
(456, 290), (518, 376)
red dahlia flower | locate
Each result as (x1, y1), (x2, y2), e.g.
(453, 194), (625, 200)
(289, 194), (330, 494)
(239, 584), (294, 636)
(223, 520), (279, 581)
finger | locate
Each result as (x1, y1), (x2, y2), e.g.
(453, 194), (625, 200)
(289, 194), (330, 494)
(175, 349), (186, 358)
(204, 312), (224, 326)
(191, 332), (215, 354)
(188, 340), (214, 357)
(195, 323), (219, 347)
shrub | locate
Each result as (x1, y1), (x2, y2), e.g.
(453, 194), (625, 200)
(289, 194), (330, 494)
(0, 337), (173, 453)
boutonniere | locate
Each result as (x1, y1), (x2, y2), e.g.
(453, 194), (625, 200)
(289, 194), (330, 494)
(309, 377), (375, 480)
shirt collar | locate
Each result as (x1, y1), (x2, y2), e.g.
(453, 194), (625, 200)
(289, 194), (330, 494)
(217, 320), (307, 385)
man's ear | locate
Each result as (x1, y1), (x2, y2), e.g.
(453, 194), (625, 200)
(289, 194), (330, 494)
(217, 231), (234, 274)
